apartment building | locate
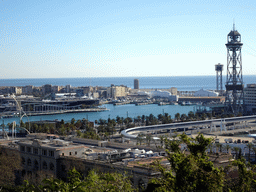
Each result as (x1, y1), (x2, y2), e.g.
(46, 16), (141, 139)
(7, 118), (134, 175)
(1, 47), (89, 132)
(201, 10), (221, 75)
(244, 84), (256, 113)
(107, 85), (128, 99)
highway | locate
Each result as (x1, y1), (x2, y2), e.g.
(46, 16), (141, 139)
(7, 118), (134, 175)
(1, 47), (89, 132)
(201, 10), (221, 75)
(121, 115), (256, 139)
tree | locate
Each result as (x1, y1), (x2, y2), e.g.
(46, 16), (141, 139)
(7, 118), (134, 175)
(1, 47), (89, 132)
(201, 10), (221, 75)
(225, 158), (256, 191)
(71, 118), (76, 125)
(224, 144), (231, 154)
(148, 133), (225, 192)
(0, 147), (21, 188)
(180, 114), (187, 122)
(253, 147), (256, 163)
(233, 147), (240, 159)
(20, 168), (135, 192)
(136, 134), (144, 145)
(145, 134), (152, 146)
(246, 143), (253, 162)
(175, 113), (180, 121)
(188, 111), (194, 120)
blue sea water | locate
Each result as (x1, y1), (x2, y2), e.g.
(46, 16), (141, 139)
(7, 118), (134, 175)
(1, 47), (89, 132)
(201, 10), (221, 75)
(0, 75), (255, 91)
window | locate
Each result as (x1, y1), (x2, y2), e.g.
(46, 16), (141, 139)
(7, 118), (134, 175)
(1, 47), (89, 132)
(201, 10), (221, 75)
(20, 146), (25, 152)
(75, 151), (77, 155)
(69, 152), (72, 156)
(49, 163), (54, 171)
(62, 153), (64, 156)
(61, 164), (66, 172)
(21, 170), (26, 177)
(42, 149), (47, 156)
(49, 150), (54, 157)
(33, 148), (38, 154)
(27, 158), (32, 166)
(43, 161), (47, 170)
(21, 157), (25, 165)
(34, 160), (39, 170)
(27, 147), (31, 153)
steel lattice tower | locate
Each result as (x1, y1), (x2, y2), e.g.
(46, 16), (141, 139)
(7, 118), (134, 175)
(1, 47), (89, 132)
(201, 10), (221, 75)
(225, 24), (244, 115)
(215, 63), (224, 95)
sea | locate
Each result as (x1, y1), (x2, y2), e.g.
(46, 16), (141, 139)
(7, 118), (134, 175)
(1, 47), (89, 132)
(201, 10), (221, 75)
(0, 75), (255, 91)
(0, 75), (255, 126)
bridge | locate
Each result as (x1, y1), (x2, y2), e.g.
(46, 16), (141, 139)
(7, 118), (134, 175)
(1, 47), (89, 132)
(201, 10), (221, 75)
(121, 115), (256, 139)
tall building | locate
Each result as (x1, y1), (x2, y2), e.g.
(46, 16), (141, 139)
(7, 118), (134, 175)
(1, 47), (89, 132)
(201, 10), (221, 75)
(65, 85), (71, 93)
(134, 79), (139, 89)
(244, 84), (256, 114)
(107, 85), (128, 99)
(225, 24), (244, 115)
(42, 84), (52, 95)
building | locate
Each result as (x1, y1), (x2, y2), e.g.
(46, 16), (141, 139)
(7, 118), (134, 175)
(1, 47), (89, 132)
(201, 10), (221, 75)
(149, 90), (178, 101)
(52, 86), (61, 93)
(134, 79), (139, 89)
(42, 84), (52, 95)
(244, 84), (256, 114)
(22, 85), (34, 95)
(65, 85), (71, 93)
(107, 85), (128, 99)
(17, 137), (85, 177)
(194, 88), (219, 97)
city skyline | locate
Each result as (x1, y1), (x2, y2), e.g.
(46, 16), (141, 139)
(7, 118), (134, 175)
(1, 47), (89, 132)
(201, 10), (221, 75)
(1, 0), (256, 79)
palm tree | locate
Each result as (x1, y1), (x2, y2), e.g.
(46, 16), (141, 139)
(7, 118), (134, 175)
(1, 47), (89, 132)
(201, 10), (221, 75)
(233, 147), (240, 159)
(159, 135), (166, 148)
(224, 144), (231, 154)
(215, 143), (222, 153)
(246, 143), (253, 162)
(136, 134), (144, 145)
(188, 111), (194, 120)
(175, 113), (180, 122)
(145, 134), (152, 146)
(208, 143), (213, 154)
(252, 147), (256, 163)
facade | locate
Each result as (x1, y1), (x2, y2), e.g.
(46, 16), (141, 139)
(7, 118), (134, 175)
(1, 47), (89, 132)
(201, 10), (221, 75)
(22, 85), (34, 95)
(52, 86), (61, 93)
(107, 85), (128, 99)
(42, 84), (52, 95)
(244, 84), (256, 113)
(134, 79), (139, 89)
(65, 85), (71, 93)
(17, 138), (85, 177)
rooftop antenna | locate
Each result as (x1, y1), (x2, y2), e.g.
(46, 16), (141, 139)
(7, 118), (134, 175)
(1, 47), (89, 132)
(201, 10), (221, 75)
(233, 19), (235, 31)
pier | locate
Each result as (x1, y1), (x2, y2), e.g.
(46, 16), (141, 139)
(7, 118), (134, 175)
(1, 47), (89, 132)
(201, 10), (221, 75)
(1, 108), (109, 118)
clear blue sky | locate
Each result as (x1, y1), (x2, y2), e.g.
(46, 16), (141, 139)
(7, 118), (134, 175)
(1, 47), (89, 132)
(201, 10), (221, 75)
(1, 0), (256, 79)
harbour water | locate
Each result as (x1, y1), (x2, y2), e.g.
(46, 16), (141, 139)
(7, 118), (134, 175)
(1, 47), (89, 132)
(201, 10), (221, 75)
(0, 104), (196, 125)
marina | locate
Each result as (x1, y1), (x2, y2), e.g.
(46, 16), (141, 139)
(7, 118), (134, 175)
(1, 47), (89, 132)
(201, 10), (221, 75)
(0, 103), (196, 125)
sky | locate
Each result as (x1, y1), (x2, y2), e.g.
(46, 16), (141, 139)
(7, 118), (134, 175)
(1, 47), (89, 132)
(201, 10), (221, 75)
(1, 0), (256, 79)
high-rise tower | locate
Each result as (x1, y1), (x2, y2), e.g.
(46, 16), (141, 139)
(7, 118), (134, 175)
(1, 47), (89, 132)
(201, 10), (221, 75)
(134, 79), (139, 89)
(225, 24), (244, 114)
(215, 63), (223, 95)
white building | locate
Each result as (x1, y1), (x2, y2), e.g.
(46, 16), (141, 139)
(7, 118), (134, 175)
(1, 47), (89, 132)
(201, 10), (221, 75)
(149, 90), (178, 101)
(194, 89), (219, 97)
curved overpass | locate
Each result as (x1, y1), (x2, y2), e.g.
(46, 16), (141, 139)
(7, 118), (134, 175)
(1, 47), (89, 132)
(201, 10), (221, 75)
(121, 115), (256, 139)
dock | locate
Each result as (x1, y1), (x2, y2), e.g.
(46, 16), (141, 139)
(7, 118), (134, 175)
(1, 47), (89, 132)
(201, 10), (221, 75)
(1, 108), (109, 118)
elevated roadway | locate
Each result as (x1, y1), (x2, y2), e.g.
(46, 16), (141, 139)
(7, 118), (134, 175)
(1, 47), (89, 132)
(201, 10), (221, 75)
(121, 115), (256, 139)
